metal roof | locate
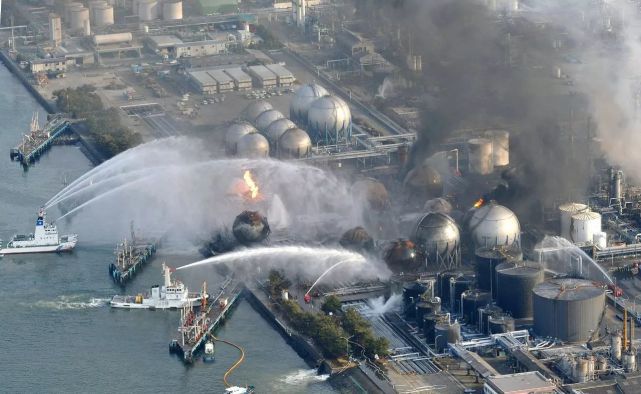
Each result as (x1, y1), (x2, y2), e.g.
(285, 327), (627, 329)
(207, 69), (232, 84)
(189, 70), (217, 86)
(148, 35), (184, 48)
(224, 67), (251, 82)
(264, 63), (294, 79)
(486, 371), (557, 394)
(247, 65), (277, 80)
(533, 278), (604, 301)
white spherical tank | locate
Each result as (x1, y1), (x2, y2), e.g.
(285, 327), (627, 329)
(307, 95), (351, 144)
(468, 203), (520, 248)
(163, 0), (183, 20)
(277, 127), (312, 159)
(243, 100), (273, 123)
(225, 122), (257, 155)
(93, 4), (114, 26)
(70, 7), (90, 30)
(484, 130), (509, 167)
(265, 118), (296, 145)
(138, 0), (159, 21)
(467, 138), (494, 175)
(255, 109), (284, 132)
(570, 211), (601, 244)
(236, 132), (270, 158)
(559, 202), (589, 240)
(290, 83), (328, 122)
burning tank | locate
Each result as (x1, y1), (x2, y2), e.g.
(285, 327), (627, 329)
(403, 163), (443, 201)
(232, 211), (271, 245)
(384, 239), (421, 273)
(340, 227), (374, 253)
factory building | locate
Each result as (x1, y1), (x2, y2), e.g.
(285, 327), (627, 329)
(29, 58), (69, 74)
(337, 29), (374, 58)
(223, 67), (252, 91)
(264, 63), (296, 87)
(484, 372), (557, 394)
(146, 35), (227, 58)
(246, 65), (278, 88)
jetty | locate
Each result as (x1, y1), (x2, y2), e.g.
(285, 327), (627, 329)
(169, 276), (244, 364)
(9, 113), (77, 166)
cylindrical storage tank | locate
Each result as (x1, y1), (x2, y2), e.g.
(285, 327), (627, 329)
(423, 312), (448, 344)
(265, 118), (296, 146)
(307, 95), (351, 144)
(290, 83), (328, 122)
(435, 322), (460, 352)
(235, 132), (269, 158)
(243, 100), (273, 123)
(593, 232), (607, 249)
(138, 0), (159, 21)
(277, 128), (312, 159)
(162, 0), (183, 20)
(575, 358), (589, 383)
(479, 304), (502, 334)
(475, 246), (522, 297)
(93, 32), (134, 46)
(611, 333), (622, 360)
(70, 7), (90, 30)
(587, 356), (595, 379)
(488, 315), (515, 334)
(467, 138), (494, 175)
(533, 279), (605, 343)
(559, 203), (589, 240)
(450, 275), (474, 314)
(485, 130), (509, 167)
(225, 122), (257, 155)
(255, 109), (284, 132)
(461, 290), (492, 325)
(623, 352), (636, 373)
(597, 356), (608, 372)
(437, 271), (458, 307)
(415, 301), (437, 323)
(496, 261), (544, 318)
(93, 4), (114, 26)
(403, 282), (427, 319)
(65, 2), (84, 21)
(412, 212), (460, 264)
(570, 211), (601, 244)
(468, 203), (521, 248)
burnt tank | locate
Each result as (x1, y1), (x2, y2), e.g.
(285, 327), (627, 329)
(415, 297), (442, 323)
(488, 315), (516, 334)
(403, 162), (443, 200)
(479, 304), (503, 334)
(496, 261), (544, 318)
(424, 312), (448, 343)
(475, 246), (523, 297)
(450, 274), (474, 314)
(412, 212), (460, 265)
(232, 211), (271, 245)
(403, 281), (428, 319)
(437, 271), (458, 307)
(339, 227), (374, 253)
(533, 279), (605, 343)
(384, 239), (420, 273)
(461, 290), (492, 325)
(435, 321), (461, 352)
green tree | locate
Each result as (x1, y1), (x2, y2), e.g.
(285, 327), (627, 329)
(268, 269), (291, 298)
(321, 295), (342, 315)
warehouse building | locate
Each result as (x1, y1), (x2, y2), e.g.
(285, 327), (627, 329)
(224, 67), (252, 91)
(246, 65), (278, 88)
(265, 63), (295, 87)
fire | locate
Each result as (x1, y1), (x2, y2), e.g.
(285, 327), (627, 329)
(473, 198), (484, 208)
(243, 170), (259, 199)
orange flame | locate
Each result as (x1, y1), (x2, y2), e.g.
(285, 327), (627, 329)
(243, 170), (259, 199)
(473, 198), (484, 208)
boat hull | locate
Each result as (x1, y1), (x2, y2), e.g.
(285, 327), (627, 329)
(110, 296), (206, 310)
(0, 240), (76, 254)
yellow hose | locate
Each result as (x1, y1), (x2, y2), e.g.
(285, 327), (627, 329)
(213, 336), (246, 388)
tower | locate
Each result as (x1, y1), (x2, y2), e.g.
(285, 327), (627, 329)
(49, 13), (63, 47)
(292, 0), (306, 29)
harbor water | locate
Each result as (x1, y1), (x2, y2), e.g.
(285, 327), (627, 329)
(0, 65), (336, 393)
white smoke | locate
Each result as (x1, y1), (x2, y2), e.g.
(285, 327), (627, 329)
(366, 293), (402, 315)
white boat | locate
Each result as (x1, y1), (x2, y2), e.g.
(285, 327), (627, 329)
(110, 263), (209, 310)
(203, 340), (215, 363)
(0, 208), (77, 254)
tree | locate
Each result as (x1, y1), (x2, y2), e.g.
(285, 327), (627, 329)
(268, 269), (291, 297)
(321, 295), (342, 315)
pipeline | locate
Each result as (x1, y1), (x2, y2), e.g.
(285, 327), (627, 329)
(214, 335), (246, 388)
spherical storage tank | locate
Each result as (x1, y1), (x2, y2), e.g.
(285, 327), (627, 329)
(277, 128), (312, 159)
(236, 132), (269, 158)
(352, 178), (390, 211)
(403, 163), (443, 199)
(468, 138), (494, 175)
(265, 118), (296, 145)
(232, 211), (271, 245)
(93, 4), (114, 27)
(339, 227), (374, 252)
(484, 130), (510, 167)
(384, 240), (420, 273)
(225, 122), (257, 155)
(533, 278), (605, 343)
(570, 211), (601, 244)
(290, 83), (328, 122)
(255, 109), (285, 132)
(307, 95), (351, 144)
(496, 261), (544, 318)
(163, 0), (183, 20)
(138, 0), (160, 21)
(467, 202), (520, 248)
(243, 100), (273, 123)
(412, 212), (460, 263)
(559, 202), (589, 240)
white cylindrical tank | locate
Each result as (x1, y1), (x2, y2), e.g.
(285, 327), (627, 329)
(163, 0), (183, 20)
(467, 138), (494, 175)
(70, 7), (90, 31)
(93, 32), (134, 46)
(64, 2), (84, 21)
(570, 211), (601, 244)
(559, 202), (589, 240)
(593, 232), (607, 249)
(611, 333), (622, 360)
(93, 4), (115, 26)
(484, 130), (509, 167)
(138, 0), (159, 21)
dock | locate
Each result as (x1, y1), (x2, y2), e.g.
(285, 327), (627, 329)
(9, 113), (75, 166)
(108, 226), (158, 286)
(169, 277), (245, 364)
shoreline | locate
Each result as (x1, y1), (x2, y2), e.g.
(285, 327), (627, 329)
(0, 50), (106, 167)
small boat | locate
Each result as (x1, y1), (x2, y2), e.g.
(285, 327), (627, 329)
(203, 340), (215, 363)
